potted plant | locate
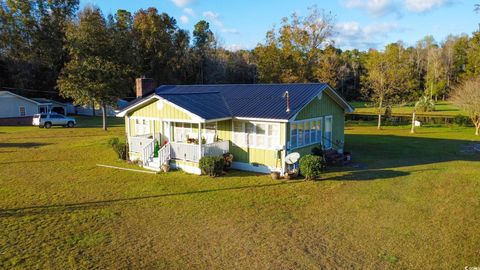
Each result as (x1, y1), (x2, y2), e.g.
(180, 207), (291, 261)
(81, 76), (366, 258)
(270, 171), (280, 180)
(284, 169), (299, 180)
(161, 162), (170, 173)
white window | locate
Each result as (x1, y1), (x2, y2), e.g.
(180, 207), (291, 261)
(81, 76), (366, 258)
(324, 116), (333, 149)
(291, 123), (297, 148)
(316, 119), (322, 145)
(232, 120), (280, 149)
(290, 117), (325, 150)
(245, 122), (255, 146)
(203, 122), (217, 143)
(256, 123), (266, 146)
(19, 106), (25, 117)
(297, 122), (304, 147)
(305, 121), (311, 145)
(135, 119), (150, 135)
(268, 124), (280, 148)
(233, 121), (246, 145)
(173, 122), (192, 142)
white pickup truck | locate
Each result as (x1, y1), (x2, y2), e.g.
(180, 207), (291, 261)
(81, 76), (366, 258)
(32, 113), (76, 128)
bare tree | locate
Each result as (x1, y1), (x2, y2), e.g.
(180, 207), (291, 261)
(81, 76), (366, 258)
(451, 77), (480, 135)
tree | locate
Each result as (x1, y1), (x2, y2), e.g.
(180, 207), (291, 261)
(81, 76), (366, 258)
(254, 6), (335, 83)
(58, 6), (131, 130)
(192, 20), (215, 83)
(132, 8), (180, 83)
(451, 77), (480, 135)
(410, 96), (435, 133)
(362, 43), (414, 129)
(0, 0), (79, 91)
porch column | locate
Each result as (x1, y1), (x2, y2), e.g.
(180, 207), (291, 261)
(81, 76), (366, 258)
(198, 122), (202, 161)
(126, 115), (131, 146)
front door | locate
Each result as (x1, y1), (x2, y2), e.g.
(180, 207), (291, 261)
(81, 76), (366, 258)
(162, 121), (171, 145)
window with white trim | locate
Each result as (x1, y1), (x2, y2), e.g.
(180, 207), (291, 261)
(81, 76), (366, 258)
(173, 122), (192, 142)
(19, 106), (26, 116)
(135, 119), (150, 135)
(290, 117), (324, 149)
(203, 122), (217, 143)
(324, 116), (333, 149)
(232, 120), (280, 149)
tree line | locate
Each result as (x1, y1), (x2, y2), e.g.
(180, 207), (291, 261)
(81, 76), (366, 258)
(1, 1), (479, 130)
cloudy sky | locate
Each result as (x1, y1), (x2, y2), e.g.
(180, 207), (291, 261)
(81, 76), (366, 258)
(81, 0), (478, 51)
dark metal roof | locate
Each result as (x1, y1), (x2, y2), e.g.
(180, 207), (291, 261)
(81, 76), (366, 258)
(156, 83), (329, 120)
(158, 92), (231, 120)
(118, 83), (353, 120)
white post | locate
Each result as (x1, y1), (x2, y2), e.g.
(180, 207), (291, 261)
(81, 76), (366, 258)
(126, 116), (131, 146)
(198, 122), (202, 161)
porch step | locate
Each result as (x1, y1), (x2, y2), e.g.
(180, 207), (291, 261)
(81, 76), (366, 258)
(143, 157), (161, 171)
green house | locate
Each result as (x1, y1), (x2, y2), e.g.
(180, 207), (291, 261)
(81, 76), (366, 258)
(116, 79), (354, 174)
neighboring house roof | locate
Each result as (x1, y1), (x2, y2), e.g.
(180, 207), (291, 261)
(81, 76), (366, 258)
(31, 98), (65, 106)
(0, 91), (49, 105)
(117, 83), (354, 121)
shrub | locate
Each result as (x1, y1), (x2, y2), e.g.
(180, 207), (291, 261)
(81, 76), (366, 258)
(299, 154), (323, 180)
(311, 146), (323, 156)
(108, 137), (127, 160)
(199, 156), (224, 177)
(453, 114), (472, 127)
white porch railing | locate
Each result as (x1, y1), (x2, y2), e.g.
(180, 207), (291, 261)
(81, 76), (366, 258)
(202, 140), (229, 157)
(129, 137), (230, 165)
(129, 135), (154, 153)
(158, 143), (171, 165)
(170, 142), (201, 162)
(141, 140), (155, 166)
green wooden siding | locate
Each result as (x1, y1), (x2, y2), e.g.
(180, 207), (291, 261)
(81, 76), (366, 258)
(287, 92), (345, 154)
(129, 99), (193, 121)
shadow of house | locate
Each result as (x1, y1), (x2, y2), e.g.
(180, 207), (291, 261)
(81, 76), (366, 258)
(0, 142), (51, 148)
(0, 181), (303, 218)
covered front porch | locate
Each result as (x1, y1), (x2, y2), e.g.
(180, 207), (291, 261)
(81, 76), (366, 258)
(127, 119), (230, 173)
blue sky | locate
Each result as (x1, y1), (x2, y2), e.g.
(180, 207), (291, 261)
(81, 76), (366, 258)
(80, 0), (478, 51)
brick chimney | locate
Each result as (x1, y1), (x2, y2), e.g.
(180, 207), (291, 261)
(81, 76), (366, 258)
(135, 77), (156, 98)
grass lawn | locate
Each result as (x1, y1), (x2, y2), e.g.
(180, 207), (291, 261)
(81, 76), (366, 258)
(1, 117), (480, 269)
(350, 101), (466, 117)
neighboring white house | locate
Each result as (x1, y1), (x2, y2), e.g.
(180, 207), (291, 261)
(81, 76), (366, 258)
(0, 91), (67, 118)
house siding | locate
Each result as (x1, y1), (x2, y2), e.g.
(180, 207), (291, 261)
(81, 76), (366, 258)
(287, 92), (345, 155)
(0, 94), (39, 118)
(128, 99), (193, 121)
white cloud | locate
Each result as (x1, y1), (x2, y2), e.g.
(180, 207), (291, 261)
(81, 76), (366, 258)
(203, 11), (220, 23)
(343, 0), (398, 16)
(225, 44), (245, 51)
(342, 0), (451, 16)
(334, 21), (406, 50)
(183, 7), (195, 17)
(202, 11), (239, 34)
(171, 0), (194, 8)
(404, 0), (447, 12)
(179, 15), (189, 24)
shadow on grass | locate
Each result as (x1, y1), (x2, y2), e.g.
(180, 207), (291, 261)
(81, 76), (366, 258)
(344, 134), (480, 171)
(0, 159), (58, 165)
(0, 142), (51, 148)
(0, 181), (303, 218)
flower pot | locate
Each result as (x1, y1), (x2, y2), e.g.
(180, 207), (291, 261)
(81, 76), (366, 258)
(284, 170), (298, 180)
(161, 164), (170, 173)
(270, 171), (280, 180)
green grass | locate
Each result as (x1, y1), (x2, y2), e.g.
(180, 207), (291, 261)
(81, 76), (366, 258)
(350, 101), (466, 117)
(1, 117), (480, 269)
